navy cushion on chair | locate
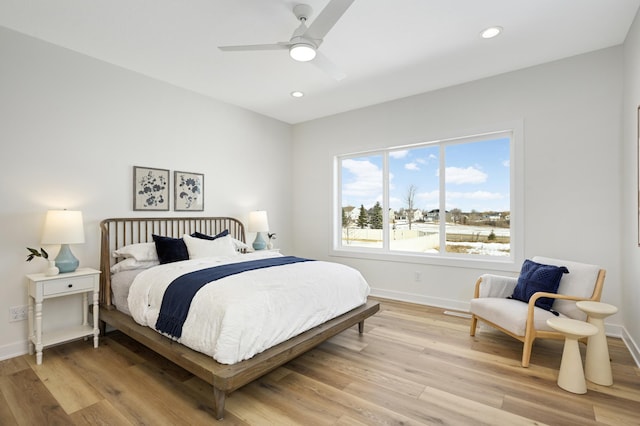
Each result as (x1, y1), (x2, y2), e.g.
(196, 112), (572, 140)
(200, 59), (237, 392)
(510, 259), (569, 311)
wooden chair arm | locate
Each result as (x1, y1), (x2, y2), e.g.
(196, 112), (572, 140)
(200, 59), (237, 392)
(525, 292), (591, 336)
(473, 276), (483, 298)
(529, 292), (588, 303)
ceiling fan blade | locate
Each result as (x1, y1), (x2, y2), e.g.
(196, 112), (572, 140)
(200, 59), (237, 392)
(218, 43), (289, 52)
(305, 0), (355, 41)
(312, 51), (346, 81)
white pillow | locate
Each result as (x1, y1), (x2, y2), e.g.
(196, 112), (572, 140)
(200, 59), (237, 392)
(232, 238), (251, 252)
(112, 242), (159, 262)
(110, 257), (159, 274)
(183, 234), (238, 258)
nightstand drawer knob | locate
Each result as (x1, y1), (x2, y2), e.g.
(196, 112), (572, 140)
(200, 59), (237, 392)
(67, 284), (73, 288)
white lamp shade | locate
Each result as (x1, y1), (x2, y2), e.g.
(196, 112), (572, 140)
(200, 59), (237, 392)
(247, 210), (269, 233)
(41, 210), (85, 244)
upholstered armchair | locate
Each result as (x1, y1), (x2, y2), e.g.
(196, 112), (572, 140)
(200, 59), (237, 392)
(469, 256), (606, 367)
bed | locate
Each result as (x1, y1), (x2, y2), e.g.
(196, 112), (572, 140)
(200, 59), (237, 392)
(98, 216), (379, 420)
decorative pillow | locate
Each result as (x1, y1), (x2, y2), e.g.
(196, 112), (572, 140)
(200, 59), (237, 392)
(191, 230), (229, 240)
(510, 259), (569, 311)
(191, 230), (249, 252)
(112, 242), (159, 262)
(231, 238), (250, 252)
(110, 258), (159, 274)
(183, 233), (238, 258)
(152, 234), (189, 264)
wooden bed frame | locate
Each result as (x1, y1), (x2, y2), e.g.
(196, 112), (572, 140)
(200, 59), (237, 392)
(99, 217), (380, 420)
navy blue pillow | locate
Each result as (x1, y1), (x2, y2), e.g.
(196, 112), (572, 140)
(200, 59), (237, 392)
(190, 230), (229, 241)
(152, 234), (189, 264)
(510, 259), (569, 311)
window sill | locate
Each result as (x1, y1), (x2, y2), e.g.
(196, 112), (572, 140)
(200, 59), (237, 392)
(329, 248), (520, 273)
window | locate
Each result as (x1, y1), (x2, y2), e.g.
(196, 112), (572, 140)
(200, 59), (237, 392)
(335, 128), (519, 265)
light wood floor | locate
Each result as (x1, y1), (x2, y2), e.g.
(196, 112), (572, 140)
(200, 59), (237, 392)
(1, 298), (639, 425)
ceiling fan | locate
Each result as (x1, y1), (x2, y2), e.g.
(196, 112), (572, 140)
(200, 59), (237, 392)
(218, 0), (355, 81)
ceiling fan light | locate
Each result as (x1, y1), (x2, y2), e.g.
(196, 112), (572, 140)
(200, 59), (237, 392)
(289, 43), (316, 62)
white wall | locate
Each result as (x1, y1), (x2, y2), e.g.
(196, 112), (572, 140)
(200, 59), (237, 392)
(292, 47), (625, 326)
(0, 27), (292, 359)
(622, 9), (640, 364)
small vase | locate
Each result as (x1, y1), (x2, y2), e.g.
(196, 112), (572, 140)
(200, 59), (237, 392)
(267, 241), (274, 250)
(45, 260), (59, 276)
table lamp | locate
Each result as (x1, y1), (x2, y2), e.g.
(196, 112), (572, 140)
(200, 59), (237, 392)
(41, 210), (85, 273)
(248, 210), (269, 250)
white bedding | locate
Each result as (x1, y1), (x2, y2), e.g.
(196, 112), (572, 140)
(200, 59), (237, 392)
(127, 251), (370, 364)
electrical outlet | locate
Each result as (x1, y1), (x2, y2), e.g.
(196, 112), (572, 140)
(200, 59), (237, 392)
(9, 305), (28, 322)
(414, 271), (421, 282)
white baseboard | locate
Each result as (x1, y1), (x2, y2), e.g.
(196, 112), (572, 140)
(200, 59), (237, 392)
(621, 327), (640, 368)
(0, 340), (28, 362)
(370, 288), (471, 313)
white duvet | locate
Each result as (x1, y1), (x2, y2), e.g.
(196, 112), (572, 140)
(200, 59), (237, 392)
(128, 251), (370, 364)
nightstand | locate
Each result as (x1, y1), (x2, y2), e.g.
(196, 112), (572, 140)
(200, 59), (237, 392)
(26, 267), (101, 365)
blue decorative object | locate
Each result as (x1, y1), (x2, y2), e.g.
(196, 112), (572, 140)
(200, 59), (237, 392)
(152, 234), (189, 264)
(252, 232), (267, 250)
(510, 259), (569, 311)
(248, 210), (269, 251)
(40, 210), (85, 273)
(55, 244), (79, 273)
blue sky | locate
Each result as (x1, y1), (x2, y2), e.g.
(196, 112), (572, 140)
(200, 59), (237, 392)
(342, 137), (510, 213)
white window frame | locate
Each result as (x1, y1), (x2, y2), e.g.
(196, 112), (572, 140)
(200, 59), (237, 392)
(331, 122), (524, 272)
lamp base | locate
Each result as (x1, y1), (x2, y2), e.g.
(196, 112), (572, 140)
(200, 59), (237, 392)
(252, 232), (267, 251)
(55, 244), (79, 273)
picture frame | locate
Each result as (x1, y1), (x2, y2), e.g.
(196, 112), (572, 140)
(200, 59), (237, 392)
(174, 170), (204, 211)
(133, 166), (170, 211)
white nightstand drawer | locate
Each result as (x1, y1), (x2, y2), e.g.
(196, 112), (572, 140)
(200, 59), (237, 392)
(43, 275), (95, 296)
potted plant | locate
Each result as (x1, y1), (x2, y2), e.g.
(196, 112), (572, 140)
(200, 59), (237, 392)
(267, 233), (277, 250)
(26, 247), (59, 276)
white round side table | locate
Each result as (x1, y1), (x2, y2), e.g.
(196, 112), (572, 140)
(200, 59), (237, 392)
(576, 300), (618, 386)
(546, 317), (598, 394)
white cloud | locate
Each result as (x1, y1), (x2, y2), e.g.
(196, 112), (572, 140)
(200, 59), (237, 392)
(447, 191), (504, 200)
(416, 190), (439, 201)
(342, 159), (382, 199)
(389, 150), (408, 159)
(405, 162), (420, 171)
(502, 159), (510, 167)
(444, 166), (487, 184)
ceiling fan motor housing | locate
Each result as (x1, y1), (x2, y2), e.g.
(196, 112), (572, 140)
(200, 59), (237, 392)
(293, 4), (313, 21)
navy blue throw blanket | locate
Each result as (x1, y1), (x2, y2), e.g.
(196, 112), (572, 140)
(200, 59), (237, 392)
(156, 256), (313, 339)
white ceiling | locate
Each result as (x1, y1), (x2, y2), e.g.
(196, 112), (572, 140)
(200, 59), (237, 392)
(1, 0), (639, 124)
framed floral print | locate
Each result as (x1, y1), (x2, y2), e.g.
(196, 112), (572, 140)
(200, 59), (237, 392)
(133, 166), (170, 211)
(174, 170), (204, 211)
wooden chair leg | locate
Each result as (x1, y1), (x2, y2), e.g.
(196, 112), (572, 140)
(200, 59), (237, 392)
(522, 334), (534, 367)
(470, 315), (478, 336)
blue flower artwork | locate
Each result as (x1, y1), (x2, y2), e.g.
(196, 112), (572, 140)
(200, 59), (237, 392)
(133, 166), (170, 211)
(174, 171), (204, 211)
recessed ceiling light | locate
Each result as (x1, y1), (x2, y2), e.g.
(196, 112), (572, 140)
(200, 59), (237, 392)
(291, 91), (304, 98)
(481, 26), (503, 39)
